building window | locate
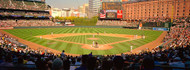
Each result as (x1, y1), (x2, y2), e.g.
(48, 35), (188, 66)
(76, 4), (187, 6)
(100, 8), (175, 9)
(177, 10), (179, 12)
(177, 13), (179, 15)
(183, 10), (185, 12)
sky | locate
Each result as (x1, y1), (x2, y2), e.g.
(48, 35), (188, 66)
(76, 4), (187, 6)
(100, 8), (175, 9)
(46, 0), (88, 9)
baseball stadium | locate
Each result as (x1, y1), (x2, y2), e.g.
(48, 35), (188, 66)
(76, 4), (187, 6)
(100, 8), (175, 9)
(0, 0), (190, 70)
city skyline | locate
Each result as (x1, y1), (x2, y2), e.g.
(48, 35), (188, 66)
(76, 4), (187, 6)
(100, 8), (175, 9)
(46, 0), (88, 9)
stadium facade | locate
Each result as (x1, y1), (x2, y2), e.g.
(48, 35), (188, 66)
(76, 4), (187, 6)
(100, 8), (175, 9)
(99, 0), (190, 20)
(122, 0), (190, 20)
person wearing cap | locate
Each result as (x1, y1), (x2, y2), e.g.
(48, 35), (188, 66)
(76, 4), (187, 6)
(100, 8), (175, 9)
(52, 58), (63, 70)
(169, 57), (185, 70)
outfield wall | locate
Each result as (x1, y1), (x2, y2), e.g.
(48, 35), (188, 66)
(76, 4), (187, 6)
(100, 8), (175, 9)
(13, 26), (169, 31)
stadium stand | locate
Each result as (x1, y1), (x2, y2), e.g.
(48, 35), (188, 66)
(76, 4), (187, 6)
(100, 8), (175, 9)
(163, 22), (190, 48)
(0, 0), (48, 11)
(0, 20), (62, 27)
(0, 0), (61, 28)
(0, 11), (50, 17)
(96, 20), (139, 27)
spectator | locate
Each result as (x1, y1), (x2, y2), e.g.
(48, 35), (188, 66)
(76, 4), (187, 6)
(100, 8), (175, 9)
(63, 59), (71, 70)
(113, 56), (124, 70)
(61, 50), (65, 58)
(14, 56), (25, 70)
(52, 58), (63, 70)
(141, 56), (155, 70)
(0, 55), (14, 70)
(0, 55), (3, 64)
(101, 59), (113, 70)
(185, 57), (190, 68)
(169, 57), (185, 70)
(0, 55), (14, 67)
(75, 58), (82, 65)
(75, 55), (89, 70)
(25, 57), (36, 68)
(87, 57), (97, 70)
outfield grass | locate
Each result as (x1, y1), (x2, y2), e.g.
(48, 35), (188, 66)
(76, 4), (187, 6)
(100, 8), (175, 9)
(4, 28), (163, 55)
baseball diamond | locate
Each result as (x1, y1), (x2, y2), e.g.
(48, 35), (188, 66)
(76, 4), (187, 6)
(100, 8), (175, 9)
(2, 27), (164, 55)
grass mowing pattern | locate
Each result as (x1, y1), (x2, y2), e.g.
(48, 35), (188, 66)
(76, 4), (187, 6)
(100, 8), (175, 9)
(56, 35), (128, 44)
(4, 28), (163, 55)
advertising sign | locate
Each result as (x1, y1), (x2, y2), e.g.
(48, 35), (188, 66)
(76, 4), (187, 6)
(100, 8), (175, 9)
(153, 27), (169, 31)
(100, 10), (106, 18)
(117, 10), (122, 18)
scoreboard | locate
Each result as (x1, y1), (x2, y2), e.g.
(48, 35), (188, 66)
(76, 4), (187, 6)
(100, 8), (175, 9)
(106, 12), (117, 18)
(100, 10), (122, 19)
(100, 2), (122, 20)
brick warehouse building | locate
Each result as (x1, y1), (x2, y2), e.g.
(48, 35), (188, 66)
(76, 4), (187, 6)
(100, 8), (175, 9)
(122, 0), (190, 20)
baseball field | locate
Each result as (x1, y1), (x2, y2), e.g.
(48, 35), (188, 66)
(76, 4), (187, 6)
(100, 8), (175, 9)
(3, 27), (165, 55)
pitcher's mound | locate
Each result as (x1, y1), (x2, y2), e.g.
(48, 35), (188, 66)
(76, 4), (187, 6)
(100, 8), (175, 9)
(87, 38), (99, 40)
(81, 44), (113, 50)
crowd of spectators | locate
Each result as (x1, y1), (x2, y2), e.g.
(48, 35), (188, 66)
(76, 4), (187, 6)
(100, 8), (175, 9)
(0, 22), (189, 70)
(0, 20), (62, 27)
(0, 12), (50, 17)
(163, 22), (190, 48)
(0, 0), (48, 10)
(96, 20), (139, 27)
(140, 17), (189, 24)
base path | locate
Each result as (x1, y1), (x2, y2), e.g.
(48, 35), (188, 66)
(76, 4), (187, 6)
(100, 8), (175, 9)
(122, 31), (167, 54)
